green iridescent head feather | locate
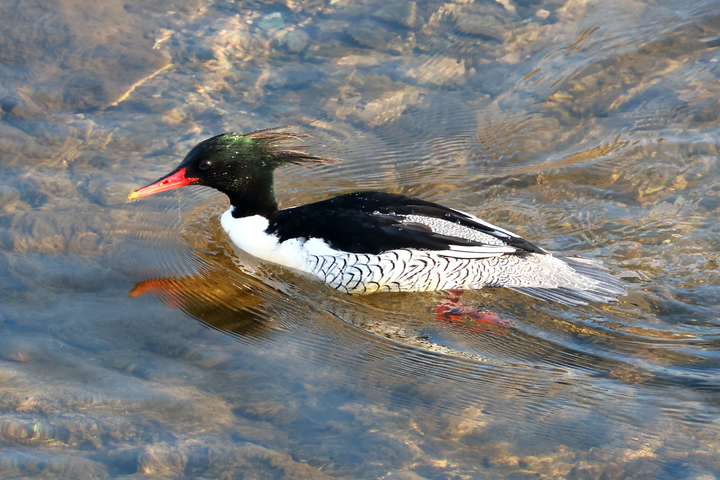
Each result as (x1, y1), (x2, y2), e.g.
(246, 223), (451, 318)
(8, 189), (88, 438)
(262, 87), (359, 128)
(186, 126), (335, 169)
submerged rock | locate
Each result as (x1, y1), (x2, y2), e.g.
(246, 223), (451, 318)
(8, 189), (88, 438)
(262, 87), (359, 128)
(405, 56), (467, 86)
(0, 185), (20, 208)
(257, 12), (284, 31)
(454, 13), (506, 40)
(373, 1), (419, 28)
(0, 450), (107, 478)
(349, 20), (395, 49)
(276, 28), (310, 53)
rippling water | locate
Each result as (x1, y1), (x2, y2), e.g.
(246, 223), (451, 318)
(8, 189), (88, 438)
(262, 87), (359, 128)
(1, 0), (719, 478)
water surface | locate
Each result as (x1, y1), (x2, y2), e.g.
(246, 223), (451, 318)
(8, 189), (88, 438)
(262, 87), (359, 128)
(1, 0), (720, 478)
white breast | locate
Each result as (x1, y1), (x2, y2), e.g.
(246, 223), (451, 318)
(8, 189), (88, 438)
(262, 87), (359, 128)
(220, 208), (342, 273)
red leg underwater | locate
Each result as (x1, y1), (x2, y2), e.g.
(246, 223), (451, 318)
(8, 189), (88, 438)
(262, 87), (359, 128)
(435, 290), (510, 327)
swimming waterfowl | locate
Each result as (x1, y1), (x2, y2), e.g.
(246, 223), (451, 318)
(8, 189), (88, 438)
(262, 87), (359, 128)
(129, 128), (626, 305)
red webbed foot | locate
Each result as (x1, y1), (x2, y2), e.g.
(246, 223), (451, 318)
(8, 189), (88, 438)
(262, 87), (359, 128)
(434, 290), (510, 328)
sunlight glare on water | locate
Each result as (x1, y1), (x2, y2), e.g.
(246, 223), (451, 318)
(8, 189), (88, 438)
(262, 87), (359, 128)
(0, 0), (719, 478)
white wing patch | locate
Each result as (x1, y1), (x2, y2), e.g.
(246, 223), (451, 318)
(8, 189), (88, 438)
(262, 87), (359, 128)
(448, 208), (521, 239)
(401, 214), (511, 246)
(435, 244), (519, 259)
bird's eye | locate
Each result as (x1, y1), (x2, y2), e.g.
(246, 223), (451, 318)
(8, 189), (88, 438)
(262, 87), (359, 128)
(198, 159), (212, 171)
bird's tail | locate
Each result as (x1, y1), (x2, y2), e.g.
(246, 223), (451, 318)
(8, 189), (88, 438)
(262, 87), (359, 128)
(500, 254), (627, 306)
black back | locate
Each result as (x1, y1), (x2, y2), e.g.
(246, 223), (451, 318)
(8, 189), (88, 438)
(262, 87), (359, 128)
(266, 191), (545, 255)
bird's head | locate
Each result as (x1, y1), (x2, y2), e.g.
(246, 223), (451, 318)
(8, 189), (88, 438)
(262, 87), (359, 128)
(129, 128), (332, 201)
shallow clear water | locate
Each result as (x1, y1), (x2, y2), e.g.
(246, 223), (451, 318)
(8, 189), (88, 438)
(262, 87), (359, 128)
(1, 0), (719, 478)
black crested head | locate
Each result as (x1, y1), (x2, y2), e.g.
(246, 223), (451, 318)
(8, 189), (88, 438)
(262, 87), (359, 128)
(129, 127), (334, 218)
(180, 127), (332, 192)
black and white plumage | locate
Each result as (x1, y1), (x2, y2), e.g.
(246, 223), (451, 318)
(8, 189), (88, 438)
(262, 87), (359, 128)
(221, 192), (625, 304)
(130, 128), (626, 306)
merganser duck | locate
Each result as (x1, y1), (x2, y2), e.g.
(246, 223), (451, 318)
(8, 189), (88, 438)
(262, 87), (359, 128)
(129, 128), (626, 305)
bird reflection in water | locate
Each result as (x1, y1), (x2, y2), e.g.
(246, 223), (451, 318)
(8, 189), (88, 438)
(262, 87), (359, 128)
(129, 268), (276, 339)
(129, 267), (510, 350)
(127, 218), (507, 370)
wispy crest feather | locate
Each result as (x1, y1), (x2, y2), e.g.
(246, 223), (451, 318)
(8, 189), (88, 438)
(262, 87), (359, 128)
(244, 126), (336, 166)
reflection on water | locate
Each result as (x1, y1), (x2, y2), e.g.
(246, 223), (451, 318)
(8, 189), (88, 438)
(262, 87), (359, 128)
(1, 0), (720, 477)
